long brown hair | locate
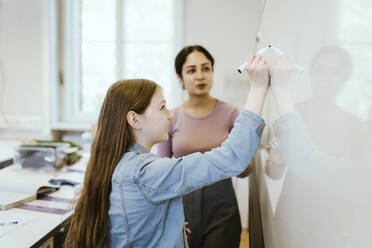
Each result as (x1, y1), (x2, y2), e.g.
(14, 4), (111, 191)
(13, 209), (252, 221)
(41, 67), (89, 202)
(65, 79), (159, 247)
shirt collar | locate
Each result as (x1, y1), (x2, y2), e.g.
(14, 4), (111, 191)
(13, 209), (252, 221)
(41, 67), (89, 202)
(127, 143), (149, 154)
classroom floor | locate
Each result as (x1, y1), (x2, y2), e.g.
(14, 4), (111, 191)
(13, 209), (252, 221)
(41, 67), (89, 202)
(240, 231), (249, 247)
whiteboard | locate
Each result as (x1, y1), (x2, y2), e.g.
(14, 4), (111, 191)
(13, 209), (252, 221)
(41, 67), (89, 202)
(256, 0), (372, 247)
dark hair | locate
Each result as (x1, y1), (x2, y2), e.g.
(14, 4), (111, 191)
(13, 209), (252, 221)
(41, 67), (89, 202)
(65, 79), (159, 248)
(175, 45), (214, 78)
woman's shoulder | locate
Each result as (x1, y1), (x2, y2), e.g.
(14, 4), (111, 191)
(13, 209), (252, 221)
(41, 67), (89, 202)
(169, 105), (185, 121)
(112, 151), (153, 180)
(216, 100), (239, 116)
(171, 105), (184, 114)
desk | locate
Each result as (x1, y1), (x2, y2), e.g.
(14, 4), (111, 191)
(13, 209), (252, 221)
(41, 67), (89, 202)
(1, 190), (74, 247)
(0, 159), (86, 248)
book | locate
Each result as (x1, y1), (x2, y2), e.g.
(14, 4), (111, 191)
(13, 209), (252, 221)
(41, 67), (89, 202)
(0, 191), (36, 210)
(0, 167), (60, 210)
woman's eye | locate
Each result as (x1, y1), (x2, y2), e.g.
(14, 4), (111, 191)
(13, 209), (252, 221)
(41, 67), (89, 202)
(187, 69), (195, 74)
(202, 67), (211, 72)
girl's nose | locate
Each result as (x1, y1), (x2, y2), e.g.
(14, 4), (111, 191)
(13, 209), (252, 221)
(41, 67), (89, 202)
(168, 110), (174, 120)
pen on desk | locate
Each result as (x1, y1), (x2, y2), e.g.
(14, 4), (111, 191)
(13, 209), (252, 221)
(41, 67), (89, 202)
(0, 221), (18, 226)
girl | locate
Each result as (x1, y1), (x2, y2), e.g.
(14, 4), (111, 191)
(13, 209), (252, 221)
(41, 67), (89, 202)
(158, 45), (251, 247)
(65, 53), (269, 247)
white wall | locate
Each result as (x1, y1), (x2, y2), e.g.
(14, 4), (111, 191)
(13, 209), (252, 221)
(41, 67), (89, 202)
(0, 0), (49, 133)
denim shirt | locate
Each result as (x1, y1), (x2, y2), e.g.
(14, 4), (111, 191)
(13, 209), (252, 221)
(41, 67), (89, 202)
(109, 110), (264, 248)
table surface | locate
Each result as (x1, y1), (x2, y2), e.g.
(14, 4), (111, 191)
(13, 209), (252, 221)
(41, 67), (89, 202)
(0, 149), (86, 248)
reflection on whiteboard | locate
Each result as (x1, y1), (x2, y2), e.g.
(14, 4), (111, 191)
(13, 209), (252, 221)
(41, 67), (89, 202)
(260, 148), (288, 216)
(297, 45), (369, 164)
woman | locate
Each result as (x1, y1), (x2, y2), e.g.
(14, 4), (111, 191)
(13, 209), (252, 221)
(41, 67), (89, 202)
(158, 45), (253, 247)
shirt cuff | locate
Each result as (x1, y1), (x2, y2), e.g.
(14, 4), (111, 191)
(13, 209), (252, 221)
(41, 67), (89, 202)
(238, 110), (265, 136)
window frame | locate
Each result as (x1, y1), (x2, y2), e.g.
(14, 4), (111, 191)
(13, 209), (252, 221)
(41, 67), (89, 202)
(50, 0), (184, 126)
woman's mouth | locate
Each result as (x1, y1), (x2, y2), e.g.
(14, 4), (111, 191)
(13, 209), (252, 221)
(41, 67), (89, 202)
(196, 84), (207, 89)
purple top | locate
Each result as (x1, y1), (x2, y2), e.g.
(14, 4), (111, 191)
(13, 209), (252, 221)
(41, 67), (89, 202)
(158, 100), (240, 158)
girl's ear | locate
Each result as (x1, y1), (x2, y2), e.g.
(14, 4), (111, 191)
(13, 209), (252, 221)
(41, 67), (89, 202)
(127, 111), (141, 130)
(177, 75), (185, 90)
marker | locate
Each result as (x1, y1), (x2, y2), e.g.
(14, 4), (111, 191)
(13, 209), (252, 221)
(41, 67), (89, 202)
(0, 221), (18, 226)
(237, 44), (303, 73)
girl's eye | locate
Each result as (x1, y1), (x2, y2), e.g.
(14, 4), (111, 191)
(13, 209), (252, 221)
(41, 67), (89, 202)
(202, 67), (211, 72)
(187, 69), (196, 74)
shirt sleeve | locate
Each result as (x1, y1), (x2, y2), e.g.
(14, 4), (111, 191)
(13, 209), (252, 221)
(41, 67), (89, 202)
(135, 110), (265, 203)
(273, 111), (358, 187)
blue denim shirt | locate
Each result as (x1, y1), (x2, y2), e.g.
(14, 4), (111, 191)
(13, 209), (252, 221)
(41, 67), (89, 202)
(109, 110), (264, 247)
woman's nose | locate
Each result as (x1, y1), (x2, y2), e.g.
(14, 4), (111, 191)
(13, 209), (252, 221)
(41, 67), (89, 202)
(196, 69), (204, 79)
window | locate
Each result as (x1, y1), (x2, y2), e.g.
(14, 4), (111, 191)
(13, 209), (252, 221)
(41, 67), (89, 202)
(58, 0), (182, 123)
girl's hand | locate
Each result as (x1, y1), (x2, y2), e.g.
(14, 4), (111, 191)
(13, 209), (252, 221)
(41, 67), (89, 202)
(243, 52), (270, 115)
(270, 55), (295, 94)
(184, 221), (191, 237)
(245, 52), (270, 92)
(270, 55), (296, 116)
